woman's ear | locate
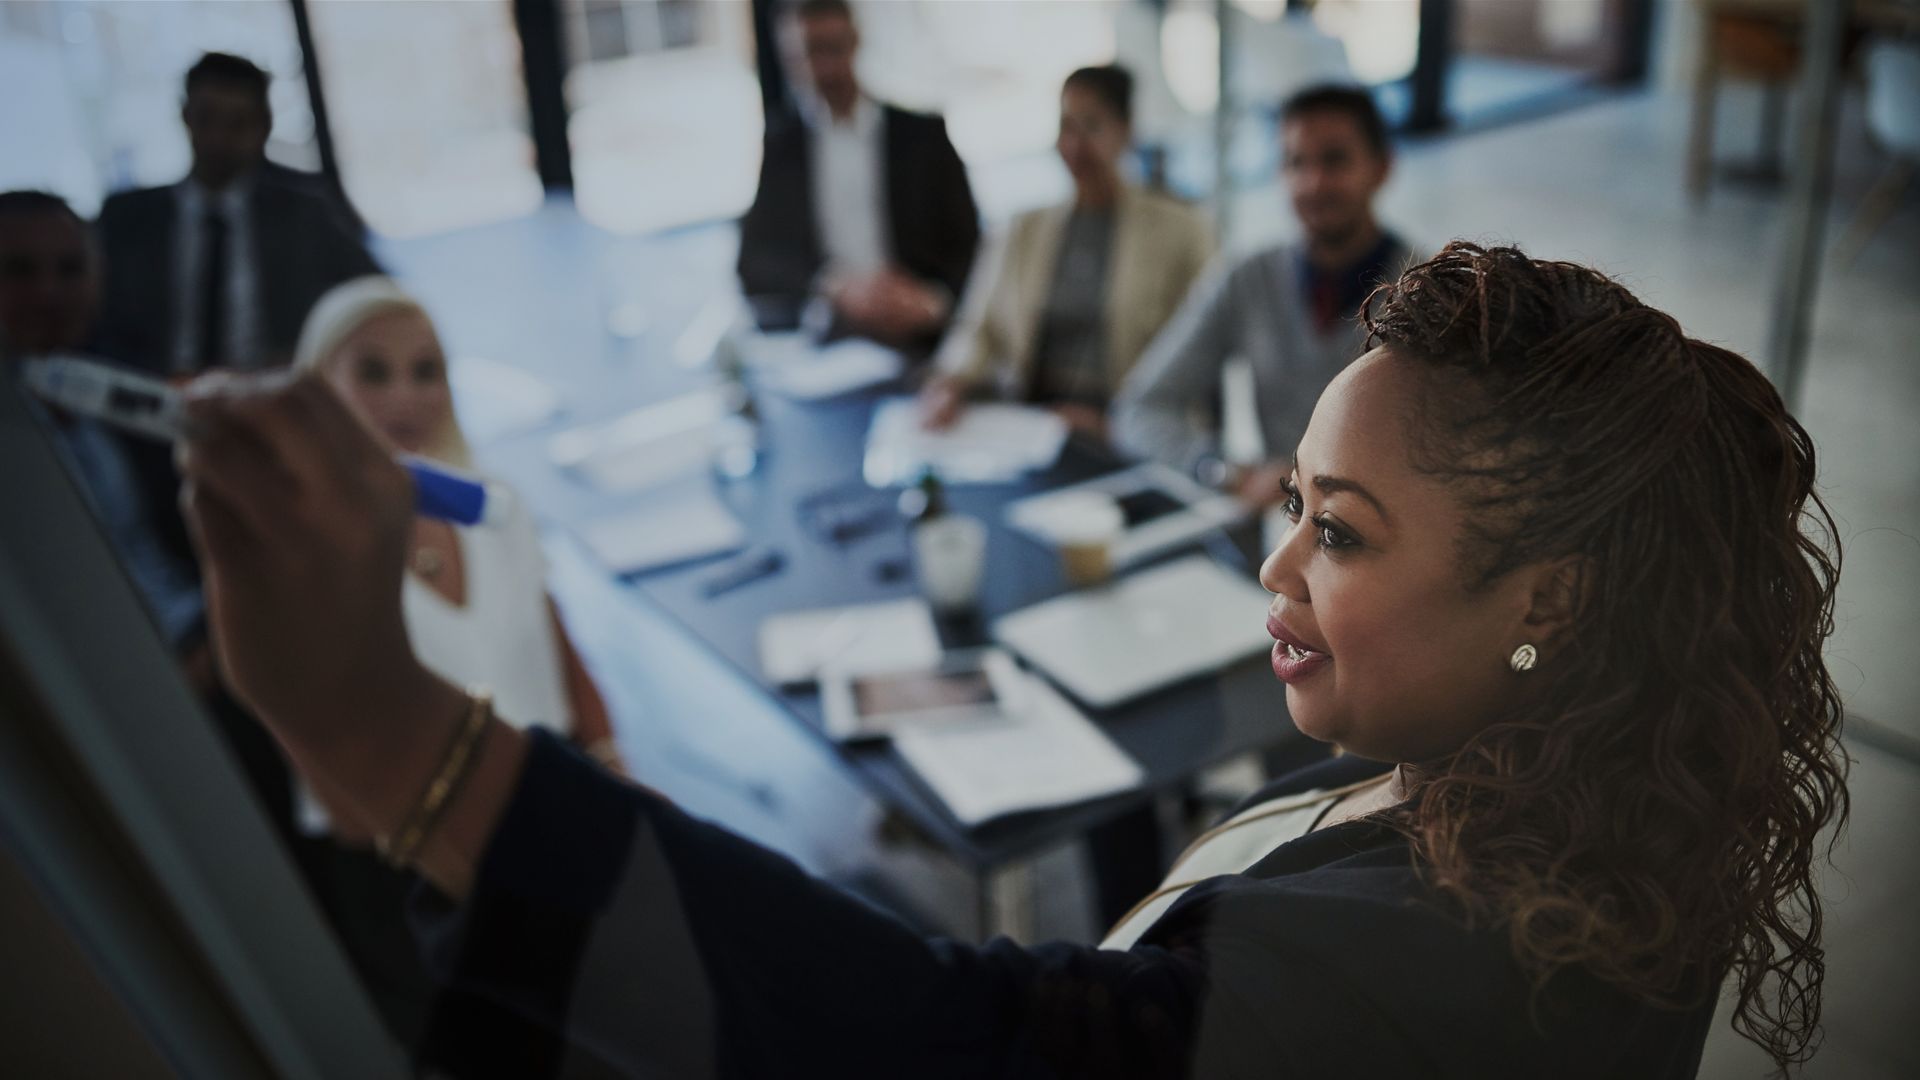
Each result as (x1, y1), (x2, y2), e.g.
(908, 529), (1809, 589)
(1522, 556), (1588, 656)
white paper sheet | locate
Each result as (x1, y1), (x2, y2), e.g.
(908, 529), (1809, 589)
(891, 670), (1144, 826)
(756, 338), (904, 400)
(547, 390), (733, 494)
(862, 398), (1068, 487)
(577, 492), (746, 574)
(757, 598), (943, 686)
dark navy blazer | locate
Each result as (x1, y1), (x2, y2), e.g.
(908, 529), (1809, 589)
(735, 102), (980, 335)
(413, 731), (1712, 1078)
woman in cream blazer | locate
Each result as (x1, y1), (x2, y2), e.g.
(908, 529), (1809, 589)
(921, 65), (1214, 438)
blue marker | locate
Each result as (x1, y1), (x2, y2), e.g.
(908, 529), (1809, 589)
(22, 354), (510, 528)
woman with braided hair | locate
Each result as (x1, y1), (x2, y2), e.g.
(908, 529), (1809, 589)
(174, 242), (1845, 1077)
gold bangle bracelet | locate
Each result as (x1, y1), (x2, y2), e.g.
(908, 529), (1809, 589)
(381, 688), (493, 868)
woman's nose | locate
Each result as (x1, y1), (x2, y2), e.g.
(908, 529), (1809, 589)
(1258, 519), (1311, 604)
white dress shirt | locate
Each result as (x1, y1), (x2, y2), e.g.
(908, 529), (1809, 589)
(172, 177), (262, 372)
(806, 95), (889, 277)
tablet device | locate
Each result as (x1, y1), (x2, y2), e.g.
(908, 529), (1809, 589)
(820, 648), (1024, 742)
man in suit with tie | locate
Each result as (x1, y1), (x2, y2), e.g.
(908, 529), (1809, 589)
(95, 51), (379, 375)
(738, 0), (980, 348)
(95, 52), (382, 610)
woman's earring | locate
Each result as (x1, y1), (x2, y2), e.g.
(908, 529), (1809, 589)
(1509, 644), (1538, 673)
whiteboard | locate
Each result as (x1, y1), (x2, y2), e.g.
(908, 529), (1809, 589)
(0, 364), (403, 1078)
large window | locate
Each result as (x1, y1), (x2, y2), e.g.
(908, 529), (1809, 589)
(561, 0), (764, 235)
(1301, 0), (1650, 131)
(846, 0), (1363, 217)
(1309, 0), (1421, 88)
(305, 0), (543, 238)
(852, 0), (1124, 220)
(0, 0), (316, 214)
(1451, 0), (1629, 119)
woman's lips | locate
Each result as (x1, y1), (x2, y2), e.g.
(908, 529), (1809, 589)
(1267, 615), (1332, 685)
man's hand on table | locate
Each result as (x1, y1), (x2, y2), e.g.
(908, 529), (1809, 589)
(827, 266), (948, 344)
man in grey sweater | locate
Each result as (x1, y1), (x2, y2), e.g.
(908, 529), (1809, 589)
(1113, 85), (1415, 507)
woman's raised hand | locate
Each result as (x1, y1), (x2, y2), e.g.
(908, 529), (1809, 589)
(176, 371), (468, 837)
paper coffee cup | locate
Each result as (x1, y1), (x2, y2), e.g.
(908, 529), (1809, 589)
(1046, 493), (1125, 588)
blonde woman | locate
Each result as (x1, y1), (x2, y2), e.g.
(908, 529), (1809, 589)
(292, 276), (620, 795)
(286, 277), (620, 1055)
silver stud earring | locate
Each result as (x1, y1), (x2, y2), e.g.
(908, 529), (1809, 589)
(1509, 644), (1538, 673)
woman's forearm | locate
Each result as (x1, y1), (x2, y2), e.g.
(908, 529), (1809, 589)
(410, 712), (529, 900)
(293, 668), (526, 900)
(420, 730), (1224, 1079)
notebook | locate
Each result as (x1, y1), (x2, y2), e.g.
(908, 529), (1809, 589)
(891, 668), (1144, 826)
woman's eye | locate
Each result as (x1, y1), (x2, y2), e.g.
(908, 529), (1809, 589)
(1313, 516), (1358, 551)
(1281, 484), (1303, 520)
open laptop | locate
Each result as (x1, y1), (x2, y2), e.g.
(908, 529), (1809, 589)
(991, 554), (1276, 710)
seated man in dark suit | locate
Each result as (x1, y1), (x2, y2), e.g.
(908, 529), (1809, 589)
(96, 51), (379, 375)
(0, 191), (202, 649)
(739, 0), (980, 347)
(0, 189), (295, 843)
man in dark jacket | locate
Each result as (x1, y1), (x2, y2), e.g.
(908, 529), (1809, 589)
(95, 52), (380, 630)
(95, 51), (378, 375)
(739, 0), (980, 347)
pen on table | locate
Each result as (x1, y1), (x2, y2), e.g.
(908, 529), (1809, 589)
(702, 548), (785, 598)
(21, 353), (512, 528)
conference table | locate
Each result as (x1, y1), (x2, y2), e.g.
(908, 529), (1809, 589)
(641, 382), (1304, 845)
(590, 374), (1322, 935)
(397, 210), (1318, 937)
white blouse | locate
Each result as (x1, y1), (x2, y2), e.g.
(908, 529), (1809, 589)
(297, 481), (572, 836)
(1100, 775), (1385, 951)
(399, 488), (572, 737)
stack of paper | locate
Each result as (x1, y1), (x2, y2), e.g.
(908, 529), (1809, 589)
(577, 491), (746, 575)
(547, 389), (735, 494)
(862, 398), (1068, 487)
(757, 598), (943, 686)
(892, 671), (1143, 826)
